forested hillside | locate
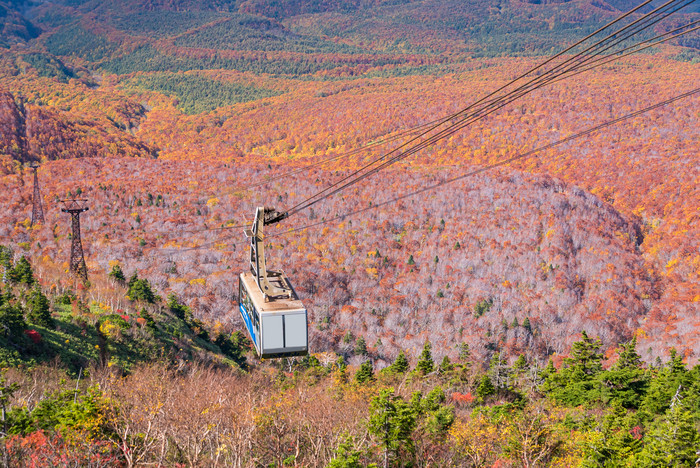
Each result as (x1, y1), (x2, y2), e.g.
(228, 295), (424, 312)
(0, 0), (698, 464)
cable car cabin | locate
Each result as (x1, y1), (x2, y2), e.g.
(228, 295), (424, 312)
(238, 272), (307, 358)
(239, 207), (308, 358)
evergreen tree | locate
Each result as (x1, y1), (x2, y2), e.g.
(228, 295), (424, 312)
(635, 396), (700, 467)
(476, 375), (496, 399)
(639, 349), (692, 417)
(513, 354), (527, 371)
(327, 437), (371, 468)
(438, 355), (453, 373)
(567, 331), (604, 377)
(127, 272), (138, 290)
(458, 343), (471, 361)
(543, 331), (604, 405)
(368, 388), (417, 467)
(0, 303), (26, 337)
(540, 359), (556, 381)
(581, 402), (643, 466)
(415, 341), (434, 375)
(600, 338), (648, 409)
(167, 293), (190, 320)
(214, 332), (247, 370)
(27, 287), (53, 328)
(9, 256), (34, 286)
(342, 330), (353, 344)
(388, 350), (410, 374)
(139, 308), (157, 333)
(0, 246), (12, 270)
(354, 336), (368, 356)
(108, 264), (125, 282)
(129, 277), (156, 303)
(355, 361), (374, 384)
(412, 387), (455, 439)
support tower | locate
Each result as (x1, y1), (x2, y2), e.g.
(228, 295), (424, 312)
(61, 199), (89, 281)
(30, 163), (45, 226)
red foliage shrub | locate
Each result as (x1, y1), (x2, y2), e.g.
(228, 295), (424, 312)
(24, 329), (41, 345)
(4, 430), (119, 467)
(452, 392), (475, 405)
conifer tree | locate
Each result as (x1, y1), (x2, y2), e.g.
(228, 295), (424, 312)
(639, 348), (692, 417)
(109, 264), (126, 282)
(513, 354), (527, 371)
(356, 361), (374, 384)
(389, 350), (410, 374)
(635, 394), (700, 467)
(600, 338), (648, 409)
(9, 256), (34, 286)
(582, 402), (643, 466)
(543, 331), (604, 405)
(368, 388), (416, 467)
(139, 308), (157, 333)
(438, 355), (453, 373)
(327, 437), (369, 468)
(476, 375), (496, 399)
(27, 287), (53, 328)
(0, 302), (26, 337)
(354, 336), (368, 356)
(458, 343), (471, 361)
(129, 277), (156, 304)
(416, 341), (434, 375)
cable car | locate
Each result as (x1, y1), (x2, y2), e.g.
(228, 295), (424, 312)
(239, 207), (308, 358)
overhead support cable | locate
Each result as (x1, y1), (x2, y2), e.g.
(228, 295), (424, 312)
(281, 0), (697, 218)
(152, 87), (698, 256)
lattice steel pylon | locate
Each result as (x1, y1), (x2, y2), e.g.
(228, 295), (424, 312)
(30, 163), (45, 226)
(60, 199), (89, 281)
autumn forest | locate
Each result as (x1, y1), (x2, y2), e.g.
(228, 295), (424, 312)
(0, 0), (699, 466)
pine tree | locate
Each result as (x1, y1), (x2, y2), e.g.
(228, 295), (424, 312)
(389, 350), (410, 374)
(0, 303), (26, 337)
(355, 361), (374, 384)
(567, 331), (603, 377)
(127, 273), (138, 289)
(639, 349), (693, 417)
(582, 402), (643, 466)
(368, 388), (417, 467)
(600, 338), (648, 409)
(438, 355), (453, 373)
(476, 375), (496, 399)
(9, 256), (34, 286)
(635, 395), (700, 467)
(342, 330), (354, 344)
(513, 354), (527, 371)
(27, 287), (53, 328)
(415, 341), (434, 375)
(139, 308), (157, 333)
(327, 437), (369, 468)
(129, 278), (156, 303)
(544, 331), (604, 405)
(458, 343), (471, 361)
(354, 336), (368, 356)
(109, 264), (125, 282)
